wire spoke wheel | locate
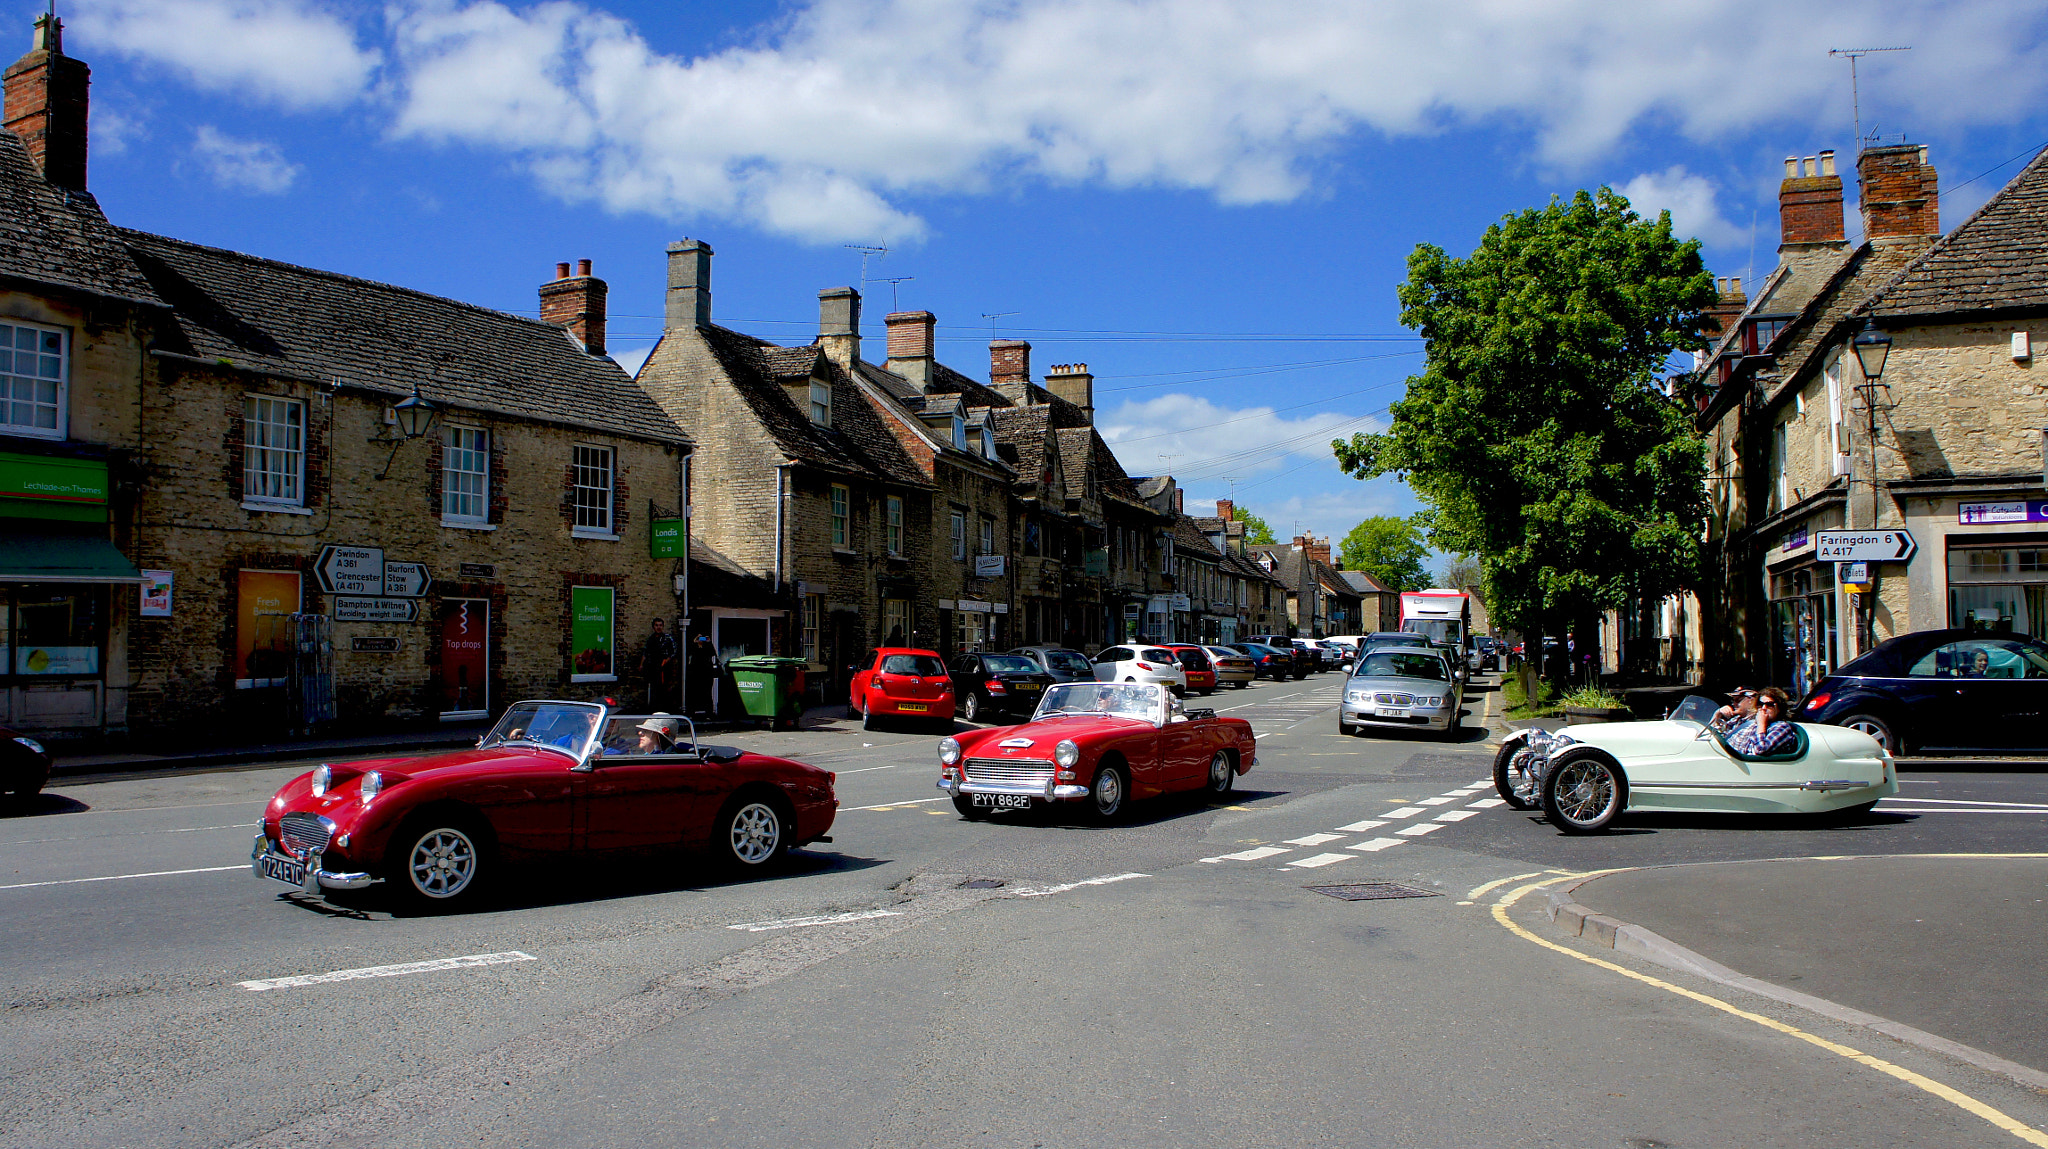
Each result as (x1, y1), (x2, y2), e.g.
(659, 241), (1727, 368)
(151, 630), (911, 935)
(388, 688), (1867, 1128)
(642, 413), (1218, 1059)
(726, 801), (783, 866)
(407, 828), (479, 899)
(1542, 754), (1624, 834)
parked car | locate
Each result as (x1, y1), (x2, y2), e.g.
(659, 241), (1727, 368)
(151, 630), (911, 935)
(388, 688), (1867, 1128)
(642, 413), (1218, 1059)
(850, 648), (957, 730)
(1318, 639), (1357, 670)
(1471, 637), (1504, 672)
(1245, 635), (1310, 678)
(947, 651), (1057, 723)
(1089, 645), (1189, 695)
(1228, 641), (1296, 680)
(1162, 644), (1218, 695)
(1495, 694), (1895, 834)
(1, 723), (51, 802)
(936, 681), (1255, 820)
(1340, 648), (1462, 738)
(1799, 628), (2048, 753)
(1005, 644), (1098, 683)
(251, 701), (839, 909)
(1201, 645), (1257, 689)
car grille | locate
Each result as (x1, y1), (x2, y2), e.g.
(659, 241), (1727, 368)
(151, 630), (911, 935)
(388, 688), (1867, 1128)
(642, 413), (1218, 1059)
(963, 758), (1055, 787)
(1374, 692), (1416, 706)
(280, 812), (332, 859)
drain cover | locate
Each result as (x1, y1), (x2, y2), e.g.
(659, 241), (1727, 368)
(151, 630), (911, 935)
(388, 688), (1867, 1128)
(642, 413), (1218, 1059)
(957, 878), (1006, 889)
(1305, 882), (1440, 901)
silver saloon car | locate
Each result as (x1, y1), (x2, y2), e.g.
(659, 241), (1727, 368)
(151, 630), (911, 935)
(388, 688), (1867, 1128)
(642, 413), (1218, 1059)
(1340, 648), (1461, 737)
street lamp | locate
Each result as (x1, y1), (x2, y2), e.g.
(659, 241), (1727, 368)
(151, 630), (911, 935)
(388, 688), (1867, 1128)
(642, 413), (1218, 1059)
(1851, 318), (1891, 380)
(1847, 318), (1892, 653)
(391, 381), (439, 439)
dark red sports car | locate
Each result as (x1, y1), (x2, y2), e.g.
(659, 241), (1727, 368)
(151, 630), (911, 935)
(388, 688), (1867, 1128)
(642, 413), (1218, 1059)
(252, 701), (838, 910)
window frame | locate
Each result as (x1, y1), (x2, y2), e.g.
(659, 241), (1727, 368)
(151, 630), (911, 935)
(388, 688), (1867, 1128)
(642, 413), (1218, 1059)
(809, 379), (832, 426)
(951, 510), (967, 561)
(442, 424), (490, 523)
(979, 516), (995, 556)
(802, 594), (822, 663)
(830, 484), (850, 548)
(886, 495), (904, 557)
(0, 319), (66, 439)
(242, 394), (306, 507)
(572, 444), (616, 537)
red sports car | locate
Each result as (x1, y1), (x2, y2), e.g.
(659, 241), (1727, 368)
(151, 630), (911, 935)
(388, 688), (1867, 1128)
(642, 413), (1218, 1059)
(850, 647), (956, 729)
(251, 701), (838, 910)
(936, 681), (1255, 821)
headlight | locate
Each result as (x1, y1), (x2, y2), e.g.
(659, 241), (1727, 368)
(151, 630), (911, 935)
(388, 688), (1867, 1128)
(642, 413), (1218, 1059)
(359, 770), (383, 805)
(12, 735), (44, 755)
(1346, 690), (1367, 703)
(1054, 740), (1080, 769)
(938, 737), (962, 766)
(311, 764), (331, 797)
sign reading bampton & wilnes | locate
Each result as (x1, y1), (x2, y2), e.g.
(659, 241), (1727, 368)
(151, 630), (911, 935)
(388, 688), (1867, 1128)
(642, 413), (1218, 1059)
(332, 597), (420, 623)
(316, 545), (385, 596)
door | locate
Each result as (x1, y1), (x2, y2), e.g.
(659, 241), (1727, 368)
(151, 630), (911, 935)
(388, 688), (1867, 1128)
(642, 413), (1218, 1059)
(1156, 703), (1208, 788)
(1925, 638), (2048, 749)
(1093, 647), (1130, 680)
(440, 599), (490, 717)
(578, 714), (715, 852)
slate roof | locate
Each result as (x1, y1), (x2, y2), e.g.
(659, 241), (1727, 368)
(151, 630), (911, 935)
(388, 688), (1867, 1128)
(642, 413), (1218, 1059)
(1171, 513), (1223, 557)
(1859, 147), (2048, 320)
(1055, 428), (1096, 502)
(693, 325), (929, 487)
(1339, 569), (1393, 595)
(122, 230), (686, 443)
(1312, 558), (1358, 598)
(928, 361), (1011, 408)
(1090, 433), (1146, 506)
(1221, 550), (1282, 586)
(0, 128), (160, 306)
(1247, 544), (1307, 592)
(992, 405), (1053, 486)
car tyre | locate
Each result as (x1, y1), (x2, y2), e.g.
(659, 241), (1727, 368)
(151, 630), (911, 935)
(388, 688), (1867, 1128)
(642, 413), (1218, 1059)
(1541, 750), (1626, 835)
(1839, 713), (1901, 755)
(963, 693), (982, 723)
(1338, 718), (1355, 736)
(1205, 750), (1235, 798)
(952, 794), (988, 820)
(861, 704), (878, 732)
(388, 813), (494, 913)
(1088, 763), (1128, 823)
(1492, 742), (1536, 810)
(717, 793), (790, 871)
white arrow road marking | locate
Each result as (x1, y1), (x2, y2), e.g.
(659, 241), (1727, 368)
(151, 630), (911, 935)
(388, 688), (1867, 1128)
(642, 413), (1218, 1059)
(729, 909), (903, 932)
(239, 951), (534, 992)
(1203, 846), (1290, 863)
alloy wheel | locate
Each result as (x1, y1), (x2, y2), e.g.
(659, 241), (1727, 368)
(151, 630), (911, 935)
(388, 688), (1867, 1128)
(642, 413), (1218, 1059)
(728, 801), (782, 865)
(407, 828), (479, 899)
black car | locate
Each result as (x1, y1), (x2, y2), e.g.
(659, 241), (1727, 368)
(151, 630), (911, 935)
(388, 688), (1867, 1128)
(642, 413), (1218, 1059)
(947, 652), (1058, 723)
(1, 723), (52, 803)
(1800, 628), (2048, 753)
(1004, 645), (1098, 683)
(1228, 642), (1295, 680)
(1245, 636), (1310, 679)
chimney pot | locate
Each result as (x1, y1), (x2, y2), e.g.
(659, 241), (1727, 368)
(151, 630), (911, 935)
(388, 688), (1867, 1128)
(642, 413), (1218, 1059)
(1784, 157), (1798, 178)
(576, 258), (591, 277)
(555, 262), (571, 280)
(1779, 149), (1846, 247)
(665, 239), (712, 329)
(540, 261), (607, 355)
(1819, 149), (1836, 177)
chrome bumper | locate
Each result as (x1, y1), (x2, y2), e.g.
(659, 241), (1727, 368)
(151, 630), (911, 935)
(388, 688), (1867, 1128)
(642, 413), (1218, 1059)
(937, 778), (1091, 801)
(250, 834), (381, 894)
(1341, 703), (1451, 728)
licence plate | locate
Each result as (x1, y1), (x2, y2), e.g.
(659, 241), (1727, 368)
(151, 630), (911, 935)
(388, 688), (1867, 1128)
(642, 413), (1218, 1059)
(258, 853), (307, 887)
(899, 702), (929, 712)
(1376, 708), (1409, 718)
(971, 793), (1032, 809)
(1014, 683), (1041, 693)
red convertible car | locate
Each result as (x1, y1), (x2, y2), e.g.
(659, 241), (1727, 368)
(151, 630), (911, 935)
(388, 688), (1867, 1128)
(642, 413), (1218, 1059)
(936, 682), (1255, 821)
(252, 701), (838, 910)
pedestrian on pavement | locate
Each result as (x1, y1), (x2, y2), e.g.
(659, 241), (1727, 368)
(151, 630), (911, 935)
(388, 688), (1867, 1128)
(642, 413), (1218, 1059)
(640, 617), (679, 709)
(1726, 687), (1797, 755)
(686, 633), (718, 718)
(1711, 686), (1759, 733)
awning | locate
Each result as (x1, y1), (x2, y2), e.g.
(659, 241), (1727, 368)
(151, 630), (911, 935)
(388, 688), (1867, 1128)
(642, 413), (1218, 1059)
(0, 525), (145, 583)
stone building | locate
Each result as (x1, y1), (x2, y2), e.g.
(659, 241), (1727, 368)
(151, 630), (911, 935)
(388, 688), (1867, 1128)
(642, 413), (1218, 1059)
(0, 16), (692, 739)
(1247, 535), (1338, 637)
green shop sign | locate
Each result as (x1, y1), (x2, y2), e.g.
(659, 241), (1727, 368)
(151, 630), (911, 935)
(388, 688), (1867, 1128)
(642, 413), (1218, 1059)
(649, 515), (687, 559)
(569, 585), (615, 680)
(0, 452), (109, 522)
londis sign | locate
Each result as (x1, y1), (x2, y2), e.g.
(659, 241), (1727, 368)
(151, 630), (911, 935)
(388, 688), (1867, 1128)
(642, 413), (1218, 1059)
(649, 516), (687, 559)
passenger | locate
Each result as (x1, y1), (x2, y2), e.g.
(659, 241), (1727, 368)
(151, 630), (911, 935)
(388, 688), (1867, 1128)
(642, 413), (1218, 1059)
(1970, 650), (1993, 678)
(1727, 687), (1798, 756)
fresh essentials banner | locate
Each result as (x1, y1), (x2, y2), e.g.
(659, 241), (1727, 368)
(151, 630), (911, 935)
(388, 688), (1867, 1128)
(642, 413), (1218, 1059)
(570, 586), (614, 680)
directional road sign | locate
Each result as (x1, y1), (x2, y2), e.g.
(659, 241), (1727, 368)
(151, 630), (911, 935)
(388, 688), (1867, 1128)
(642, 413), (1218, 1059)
(332, 597), (419, 623)
(315, 545), (385, 595)
(382, 561), (431, 599)
(1815, 529), (1917, 563)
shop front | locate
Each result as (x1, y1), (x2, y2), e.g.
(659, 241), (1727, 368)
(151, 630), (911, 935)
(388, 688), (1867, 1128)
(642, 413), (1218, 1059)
(1764, 519), (1842, 698)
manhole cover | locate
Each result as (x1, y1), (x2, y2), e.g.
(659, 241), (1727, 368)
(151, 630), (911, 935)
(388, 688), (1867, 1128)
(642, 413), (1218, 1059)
(1305, 882), (1440, 901)
(957, 878), (1006, 889)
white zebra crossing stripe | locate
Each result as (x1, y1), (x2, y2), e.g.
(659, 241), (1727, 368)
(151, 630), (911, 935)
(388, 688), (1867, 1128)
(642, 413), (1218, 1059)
(1287, 852), (1356, 869)
(1434, 809), (1479, 822)
(1336, 819), (1386, 833)
(1383, 806), (1426, 819)
(1284, 833), (1345, 846)
(1416, 796), (1456, 806)
(1468, 797), (1506, 808)
(1348, 837), (1406, 852)
(1203, 846), (1290, 863)
(1396, 823), (1444, 837)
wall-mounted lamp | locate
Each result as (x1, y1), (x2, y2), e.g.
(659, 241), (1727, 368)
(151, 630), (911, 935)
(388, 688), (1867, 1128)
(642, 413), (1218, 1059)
(1851, 318), (1892, 381)
(372, 382), (440, 478)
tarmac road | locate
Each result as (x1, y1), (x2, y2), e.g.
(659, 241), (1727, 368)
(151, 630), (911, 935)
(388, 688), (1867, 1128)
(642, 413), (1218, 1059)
(5, 673), (2048, 1148)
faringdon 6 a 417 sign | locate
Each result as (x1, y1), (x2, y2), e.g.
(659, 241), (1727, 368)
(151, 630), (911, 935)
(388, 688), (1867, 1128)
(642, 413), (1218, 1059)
(1814, 529), (1918, 563)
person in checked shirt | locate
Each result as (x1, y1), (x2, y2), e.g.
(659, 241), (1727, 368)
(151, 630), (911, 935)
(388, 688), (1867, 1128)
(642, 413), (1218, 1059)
(1726, 686), (1798, 755)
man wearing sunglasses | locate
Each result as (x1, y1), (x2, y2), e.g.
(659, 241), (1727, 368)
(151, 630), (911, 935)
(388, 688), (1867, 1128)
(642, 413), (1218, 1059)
(1710, 686), (1760, 733)
(1726, 686), (1798, 756)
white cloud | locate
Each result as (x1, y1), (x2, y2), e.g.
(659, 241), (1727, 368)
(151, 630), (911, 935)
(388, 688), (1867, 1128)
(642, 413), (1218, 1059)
(1098, 393), (1379, 480)
(1617, 165), (1746, 248)
(88, 102), (146, 157)
(191, 126), (301, 193)
(74, 0), (378, 108)
(74, 0), (2048, 243)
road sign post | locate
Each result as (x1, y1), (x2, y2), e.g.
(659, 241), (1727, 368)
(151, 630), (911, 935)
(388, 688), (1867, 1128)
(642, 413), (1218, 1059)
(1814, 529), (1917, 563)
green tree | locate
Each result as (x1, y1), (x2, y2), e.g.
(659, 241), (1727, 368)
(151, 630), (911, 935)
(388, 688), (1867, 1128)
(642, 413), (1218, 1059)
(1439, 555), (1482, 591)
(1338, 516), (1430, 592)
(1332, 187), (1715, 673)
(1232, 506), (1276, 545)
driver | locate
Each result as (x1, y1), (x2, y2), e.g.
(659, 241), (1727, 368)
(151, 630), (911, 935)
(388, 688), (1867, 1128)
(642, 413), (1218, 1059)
(1727, 687), (1797, 755)
(1710, 687), (1759, 733)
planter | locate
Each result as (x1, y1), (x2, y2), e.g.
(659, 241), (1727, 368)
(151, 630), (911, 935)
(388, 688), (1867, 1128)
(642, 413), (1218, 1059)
(1564, 705), (1634, 724)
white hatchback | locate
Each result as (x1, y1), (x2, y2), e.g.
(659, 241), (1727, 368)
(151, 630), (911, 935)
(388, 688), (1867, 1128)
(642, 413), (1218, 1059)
(1090, 645), (1189, 695)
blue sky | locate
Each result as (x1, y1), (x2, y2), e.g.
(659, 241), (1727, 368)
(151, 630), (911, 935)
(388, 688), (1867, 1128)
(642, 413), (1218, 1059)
(54, 0), (2048, 561)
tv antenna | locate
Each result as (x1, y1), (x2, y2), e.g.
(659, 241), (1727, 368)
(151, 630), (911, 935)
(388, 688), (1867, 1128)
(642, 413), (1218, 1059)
(982, 311), (1020, 339)
(843, 244), (889, 290)
(876, 276), (915, 311)
(1157, 452), (1183, 473)
(1829, 46), (1911, 148)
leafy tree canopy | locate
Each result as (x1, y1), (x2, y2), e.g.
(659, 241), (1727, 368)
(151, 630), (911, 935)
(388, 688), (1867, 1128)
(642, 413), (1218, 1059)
(1439, 555), (1483, 591)
(1233, 506), (1277, 545)
(1332, 187), (1716, 633)
(1338, 516), (1430, 592)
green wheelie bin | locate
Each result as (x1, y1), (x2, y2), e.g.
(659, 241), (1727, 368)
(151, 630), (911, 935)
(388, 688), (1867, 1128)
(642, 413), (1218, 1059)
(727, 655), (808, 730)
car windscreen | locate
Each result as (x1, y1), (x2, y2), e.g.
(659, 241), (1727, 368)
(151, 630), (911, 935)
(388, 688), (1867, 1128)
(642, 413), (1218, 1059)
(1036, 682), (1159, 721)
(1044, 649), (1095, 675)
(1354, 652), (1447, 681)
(982, 655), (1038, 674)
(1174, 649), (1210, 669)
(881, 654), (947, 676)
(1404, 620), (1459, 645)
(482, 701), (602, 754)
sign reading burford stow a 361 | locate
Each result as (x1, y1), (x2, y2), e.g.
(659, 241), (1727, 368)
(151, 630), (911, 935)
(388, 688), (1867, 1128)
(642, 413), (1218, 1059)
(1814, 529), (1918, 563)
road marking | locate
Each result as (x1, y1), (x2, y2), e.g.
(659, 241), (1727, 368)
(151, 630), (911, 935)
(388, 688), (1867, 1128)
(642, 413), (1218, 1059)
(1335, 819), (1387, 832)
(1880, 796), (2048, 807)
(1287, 852), (1355, 869)
(1434, 809), (1479, 822)
(1467, 797), (1507, 808)
(1874, 807), (2048, 815)
(1383, 806), (1425, 819)
(729, 909), (903, 932)
(846, 796), (951, 811)
(1284, 832), (1344, 846)
(1466, 871), (1545, 900)
(1489, 881), (2048, 1148)
(1451, 785), (1489, 794)
(238, 951), (534, 992)
(0, 864), (247, 891)
(1347, 837), (1407, 852)
(1396, 823), (1443, 837)
(1416, 796), (1456, 806)
(834, 763), (909, 774)
(0, 822), (261, 846)
(1015, 872), (1149, 898)
(1203, 846), (1290, 863)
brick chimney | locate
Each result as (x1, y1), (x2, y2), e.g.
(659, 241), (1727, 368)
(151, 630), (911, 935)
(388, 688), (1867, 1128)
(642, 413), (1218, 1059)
(1045, 363), (1094, 424)
(1702, 277), (1747, 343)
(1296, 533), (1331, 565)
(539, 258), (607, 355)
(885, 310), (935, 390)
(1175, 488), (1184, 514)
(1214, 498), (1235, 523)
(1779, 151), (1845, 246)
(3, 14), (89, 190)
(665, 239), (711, 330)
(991, 340), (1030, 388)
(818, 286), (860, 369)
(1859, 144), (1939, 242)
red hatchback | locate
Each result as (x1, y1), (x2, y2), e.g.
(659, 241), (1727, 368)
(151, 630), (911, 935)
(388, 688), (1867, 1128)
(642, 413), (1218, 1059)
(1162, 645), (1218, 696)
(850, 648), (957, 729)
